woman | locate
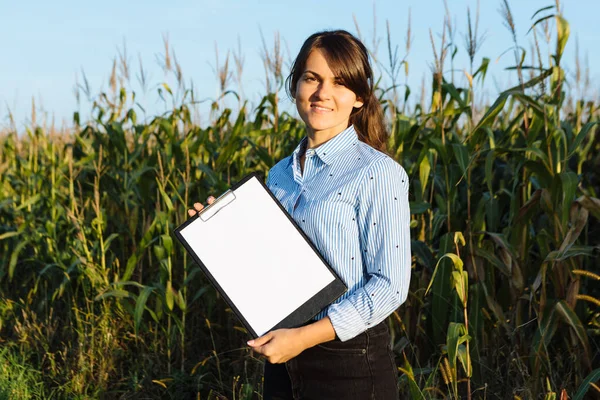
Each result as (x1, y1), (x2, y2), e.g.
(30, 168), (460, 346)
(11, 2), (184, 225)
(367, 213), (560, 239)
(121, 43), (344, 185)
(189, 30), (411, 399)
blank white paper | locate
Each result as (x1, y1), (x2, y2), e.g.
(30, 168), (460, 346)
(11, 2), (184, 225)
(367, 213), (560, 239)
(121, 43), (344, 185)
(179, 176), (335, 337)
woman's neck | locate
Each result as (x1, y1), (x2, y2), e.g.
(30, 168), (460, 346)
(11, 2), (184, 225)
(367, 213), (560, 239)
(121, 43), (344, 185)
(305, 125), (350, 149)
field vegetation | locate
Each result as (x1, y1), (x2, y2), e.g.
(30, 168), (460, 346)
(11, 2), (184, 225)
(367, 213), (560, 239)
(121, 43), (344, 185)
(0, 1), (599, 399)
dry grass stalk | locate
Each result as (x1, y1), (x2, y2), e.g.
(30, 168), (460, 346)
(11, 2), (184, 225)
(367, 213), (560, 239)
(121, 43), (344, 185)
(233, 35), (245, 103)
(532, 27), (546, 95)
(109, 58), (118, 97)
(118, 39), (130, 85)
(464, 0), (485, 74)
(259, 29), (283, 94)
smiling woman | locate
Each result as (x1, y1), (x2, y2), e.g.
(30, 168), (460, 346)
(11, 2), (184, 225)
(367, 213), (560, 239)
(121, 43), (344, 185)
(293, 49), (364, 142)
(287, 30), (388, 153)
(253, 30), (412, 400)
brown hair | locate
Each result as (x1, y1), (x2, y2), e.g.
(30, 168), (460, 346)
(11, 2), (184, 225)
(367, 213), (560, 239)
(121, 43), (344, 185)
(286, 30), (388, 152)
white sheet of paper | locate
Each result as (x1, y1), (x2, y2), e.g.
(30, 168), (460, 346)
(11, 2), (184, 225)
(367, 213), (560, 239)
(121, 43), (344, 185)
(179, 176), (335, 336)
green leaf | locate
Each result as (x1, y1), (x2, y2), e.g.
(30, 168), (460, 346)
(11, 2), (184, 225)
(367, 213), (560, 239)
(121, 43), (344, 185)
(457, 344), (472, 377)
(484, 149), (495, 194)
(411, 240), (435, 270)
(527, 14), (555, 34)
(518, 189), (541, 221)
(111, 281), (145, 289)
(9, 241), (27, 280)
(162, 83), (173, 96)
(555, 16), (570, 65)
(429, 234), (455, 345)
(15, 194), (41, 211)
(547, 245), (599, 261)
(442, 82), (466, 108)
(156, 179), (174, 211)
(473, 57), (490, 84)
(531, 5), (555, 19)
(454, 232), (466, 247)
(524, 160), (552, 188)
(176, 290), (186, 312)
(446, 322), (466, 369)
(161, 234), (173, 254)
(135, 286), (154, 336)
(451, 143), (469, 175)
(504, 67), (553, 92)
(165, 281), (174, 311)
(451, 270), (468, 307)
(103, 233), (119, 253)
(573, 368), (600, 400)
(473, 247), (511, 277)
(468, 282), (482, 379)
(197, 163), (220, 187)
(512, 92), (545, 116)
(569, 122), (598, 157)
(153, 245), (165, 261)
(0, 231), (20, 241)
(419, 155), (430, 197)
(94, 289), (131, 301)
(555, 300), (590, 366)
(560, 171), (579, 225)
(409, 201), (430, 215)
(401, 355), (426, 400)
(122, 254), (139, 282)
(531, 305), (558, 374)
(425, 252), (464, 295)
(510, 147), (551, 171)
(474, 92), (508, 133)
(190, 285), (212, 306)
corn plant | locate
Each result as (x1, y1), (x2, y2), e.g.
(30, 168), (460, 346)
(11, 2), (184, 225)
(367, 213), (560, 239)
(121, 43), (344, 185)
(0, 2), (598, 399)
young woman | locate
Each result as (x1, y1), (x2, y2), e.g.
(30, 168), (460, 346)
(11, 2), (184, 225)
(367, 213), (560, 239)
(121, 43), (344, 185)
(189, 30), (411, 399)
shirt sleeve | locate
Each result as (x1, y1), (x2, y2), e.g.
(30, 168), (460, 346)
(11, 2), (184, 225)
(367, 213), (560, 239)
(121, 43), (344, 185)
(326, 157), (411, 341)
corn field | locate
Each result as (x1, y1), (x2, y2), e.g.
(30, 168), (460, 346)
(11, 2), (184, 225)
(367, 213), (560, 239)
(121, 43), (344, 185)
(0, 3), (599, 399)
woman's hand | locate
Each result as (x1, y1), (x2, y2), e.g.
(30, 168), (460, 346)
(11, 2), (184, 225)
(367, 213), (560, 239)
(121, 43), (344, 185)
(248, 317), (337, 364)
(187, 196), (216, 217)
(247, 328), (307, 364)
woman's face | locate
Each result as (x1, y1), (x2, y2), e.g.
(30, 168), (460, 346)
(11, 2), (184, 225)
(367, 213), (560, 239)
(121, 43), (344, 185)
(295, 49), (363, 139)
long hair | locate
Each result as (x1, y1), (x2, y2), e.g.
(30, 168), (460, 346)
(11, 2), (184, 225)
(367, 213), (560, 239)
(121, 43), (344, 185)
(286, 30), (387, 152)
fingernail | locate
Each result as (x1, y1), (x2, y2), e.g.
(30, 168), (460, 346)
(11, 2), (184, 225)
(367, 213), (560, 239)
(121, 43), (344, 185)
(247, 340), (254, 345)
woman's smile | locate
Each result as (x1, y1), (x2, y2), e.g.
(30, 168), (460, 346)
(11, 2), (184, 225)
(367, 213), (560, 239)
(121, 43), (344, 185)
(310, 104), (334, 113)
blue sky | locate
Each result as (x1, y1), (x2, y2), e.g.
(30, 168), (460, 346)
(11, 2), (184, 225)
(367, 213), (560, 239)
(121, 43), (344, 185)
(1, 0), (598, 130)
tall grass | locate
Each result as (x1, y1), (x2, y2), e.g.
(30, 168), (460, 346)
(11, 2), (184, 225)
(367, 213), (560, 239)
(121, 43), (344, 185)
(1, 2), (599, 399)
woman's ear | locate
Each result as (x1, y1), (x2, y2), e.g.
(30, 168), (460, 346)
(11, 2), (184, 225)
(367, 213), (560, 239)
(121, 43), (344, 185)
(353, 98), (364, 109)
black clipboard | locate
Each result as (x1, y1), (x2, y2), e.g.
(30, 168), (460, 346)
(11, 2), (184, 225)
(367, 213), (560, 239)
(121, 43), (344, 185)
(174, 172), (347, 338)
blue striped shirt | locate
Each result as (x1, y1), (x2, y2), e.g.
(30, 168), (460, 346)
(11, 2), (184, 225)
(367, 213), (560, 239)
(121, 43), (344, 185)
(266, 125), (411, 341)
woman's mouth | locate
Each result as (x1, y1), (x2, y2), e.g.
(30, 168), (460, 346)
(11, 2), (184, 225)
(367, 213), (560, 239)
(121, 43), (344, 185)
(311, 105), (333, 113)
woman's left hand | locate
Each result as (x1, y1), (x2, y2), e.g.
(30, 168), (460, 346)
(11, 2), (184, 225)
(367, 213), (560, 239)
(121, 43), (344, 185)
(247, 328), (307, 364)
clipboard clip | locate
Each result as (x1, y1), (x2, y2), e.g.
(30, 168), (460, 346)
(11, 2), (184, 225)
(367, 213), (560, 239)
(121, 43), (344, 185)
(199, 190), (237, 222)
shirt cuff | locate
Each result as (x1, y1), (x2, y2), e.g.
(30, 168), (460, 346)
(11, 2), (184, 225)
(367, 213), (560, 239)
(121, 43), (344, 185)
(326, 299), (367, 342)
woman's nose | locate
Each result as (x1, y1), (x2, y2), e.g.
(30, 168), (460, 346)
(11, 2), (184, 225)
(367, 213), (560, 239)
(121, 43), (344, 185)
(314, 81), (333, 99)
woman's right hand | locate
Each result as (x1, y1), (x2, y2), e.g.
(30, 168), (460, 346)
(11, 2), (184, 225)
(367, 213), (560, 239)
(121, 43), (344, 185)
(187, 196), (216, 217)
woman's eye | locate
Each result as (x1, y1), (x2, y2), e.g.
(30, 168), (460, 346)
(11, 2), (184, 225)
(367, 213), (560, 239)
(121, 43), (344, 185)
(304, 76), (316, 82)
(334, 80), (345, 86)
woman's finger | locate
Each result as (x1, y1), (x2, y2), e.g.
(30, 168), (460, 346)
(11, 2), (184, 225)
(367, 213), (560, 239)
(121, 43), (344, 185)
(188, 209), (196, 217)
(193, 202), (204, 212)
(247, 332), (273, 347)
(207, 196), (216, 205)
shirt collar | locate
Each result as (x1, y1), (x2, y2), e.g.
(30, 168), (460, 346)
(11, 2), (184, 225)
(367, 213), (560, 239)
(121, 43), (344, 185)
(292, 125), (359, 169)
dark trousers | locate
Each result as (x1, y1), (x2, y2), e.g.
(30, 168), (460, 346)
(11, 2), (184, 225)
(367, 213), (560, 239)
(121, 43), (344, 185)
(263, 321), (398, 399)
